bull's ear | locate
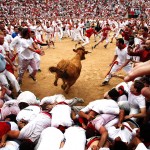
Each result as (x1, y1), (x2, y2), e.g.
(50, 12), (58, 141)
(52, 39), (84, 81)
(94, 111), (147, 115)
(73, 49), (77, 52)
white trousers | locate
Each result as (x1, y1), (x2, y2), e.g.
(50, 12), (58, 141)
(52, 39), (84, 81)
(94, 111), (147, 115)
(0, 70), (20, 92)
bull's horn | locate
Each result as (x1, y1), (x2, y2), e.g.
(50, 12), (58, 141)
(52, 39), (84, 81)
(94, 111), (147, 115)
(85, 51), (92, 54)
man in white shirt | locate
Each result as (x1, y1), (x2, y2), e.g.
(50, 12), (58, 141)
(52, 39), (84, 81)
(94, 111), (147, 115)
(101, 38), (132, 86)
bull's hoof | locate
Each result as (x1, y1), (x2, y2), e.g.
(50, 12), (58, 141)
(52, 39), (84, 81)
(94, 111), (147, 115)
(61, 84), (66, 90)
(54, 82), (57, 86)
(61, 85), (65, 90)
(65, 90), (69, 94)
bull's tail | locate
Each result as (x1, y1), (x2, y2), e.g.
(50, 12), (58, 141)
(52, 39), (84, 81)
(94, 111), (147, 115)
(49, 67), (69, 79)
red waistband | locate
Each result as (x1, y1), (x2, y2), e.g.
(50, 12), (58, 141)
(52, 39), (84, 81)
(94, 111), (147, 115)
(123, 124), (132, 132)
(57, 102), (68, 105)
(87, 137), (99, 149)
(42, 112), (52, 118)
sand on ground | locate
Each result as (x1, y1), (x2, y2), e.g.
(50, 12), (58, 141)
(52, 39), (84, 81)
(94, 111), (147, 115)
(21, 35), (125, 105)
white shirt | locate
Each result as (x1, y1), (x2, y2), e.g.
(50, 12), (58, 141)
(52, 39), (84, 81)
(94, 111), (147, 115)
(18, 113), (51, 142)
(0, 45), (6, 55)
(81, 99), (120, 115)
(62, 126), (86, 150)
(10, 35), (22, 53)
(40, 94), (66, 105)
(16, 105), (41, 122)
(20, 38), (35, 59)
(115, 46), (131, 64)
(17, 91), (39, 105)
(5, 34), (13, 44)
(51, 104), (73, 127)
(35, 127), (64, 150)
(124, 81), (145, 109)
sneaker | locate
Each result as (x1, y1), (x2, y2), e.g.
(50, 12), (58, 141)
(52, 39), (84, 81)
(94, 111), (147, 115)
(104, 45), (107, 48)
(73, 97), (84, 103)
(101, 81), (109, 86)
(92, 45), (96, 50)
(75, 43), (78, 48)
(17, 90), (22, 96)
(29, 75), (37, 81)
(17, 78), (22, 85)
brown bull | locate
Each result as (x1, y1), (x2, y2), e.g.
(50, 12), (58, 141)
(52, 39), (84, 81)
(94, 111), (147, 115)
(49, 47), (90, 94)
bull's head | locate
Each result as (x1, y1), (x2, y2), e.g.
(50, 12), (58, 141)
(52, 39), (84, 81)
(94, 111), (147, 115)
(73, 47), (91, 60)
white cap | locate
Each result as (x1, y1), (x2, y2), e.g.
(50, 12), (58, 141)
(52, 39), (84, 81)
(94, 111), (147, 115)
(40, 94), (66, 105)
(17, 91), (38, 105)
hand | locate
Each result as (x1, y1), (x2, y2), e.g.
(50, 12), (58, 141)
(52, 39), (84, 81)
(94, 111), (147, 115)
(124, 114), (134, 120)
(35, 49), (45, 56)
(91, 145), (99, 150)
(13, 65), (17, 71)
(116, 67), (122, 72)
(109, 63), (113, 67)
(40, 50), (45, 56)
(86, 114), (95, 121)
(0, 142), (6, 148)
(81, 123), (87, 130)
(117, 123), (124, 129)
(124, 60), (150, 82)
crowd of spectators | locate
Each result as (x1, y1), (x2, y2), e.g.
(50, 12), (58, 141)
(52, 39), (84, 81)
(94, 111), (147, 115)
(0, 0), (150, 21)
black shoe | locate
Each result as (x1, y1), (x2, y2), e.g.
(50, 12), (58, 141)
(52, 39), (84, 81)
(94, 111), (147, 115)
(110, 41), (112, 43)
(38, 69), (42, 72)
(17, 79), (22, 85)
(104, 45), (107, 48)
(101, 81), (109, 86)
(93, 45), (97, 48)
(75, 44), (78, 49)
(29, 75), (37, 81)
(92, 45), (96, 50)
(17, 90), (22, 96)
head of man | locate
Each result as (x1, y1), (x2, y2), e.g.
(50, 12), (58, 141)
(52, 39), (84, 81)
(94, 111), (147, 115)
(0, 21), (5, 30)
(130, 80), (144, 95)
(21, 28), (31, 39)
(14, 26), (19, 33)
(141, 27), (148, 37)
(116, 38), (125, 49)
(0, 34), (4, 45)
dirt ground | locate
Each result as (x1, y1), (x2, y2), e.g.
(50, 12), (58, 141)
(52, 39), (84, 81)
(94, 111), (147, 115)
(21, 35), (125, 105)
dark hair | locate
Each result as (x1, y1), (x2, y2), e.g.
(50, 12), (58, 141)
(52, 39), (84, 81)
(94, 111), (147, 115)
(5, 114), (17, 123)
(140, 123), (150, 142)
(30, 31), (35, 34)
(111, 141), (128, 150)
(19, 139), (35, 150)
(134, 80), (144, 93)
(40, 103), (49, 111)
(21, 28), (30, 38)
(18, 27), (23, 32)
(140, 76), (150, 85)
(85, 125), (100, 139)
(108, 88), (120, 101)
(142, 27), (148, 33)
(18, 102), (29, 110)
(14, 26), (18, 29)
(117, 38), (124, 45)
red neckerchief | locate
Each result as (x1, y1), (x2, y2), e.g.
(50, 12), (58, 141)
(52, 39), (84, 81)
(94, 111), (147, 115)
(57, 101), (68, 105)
